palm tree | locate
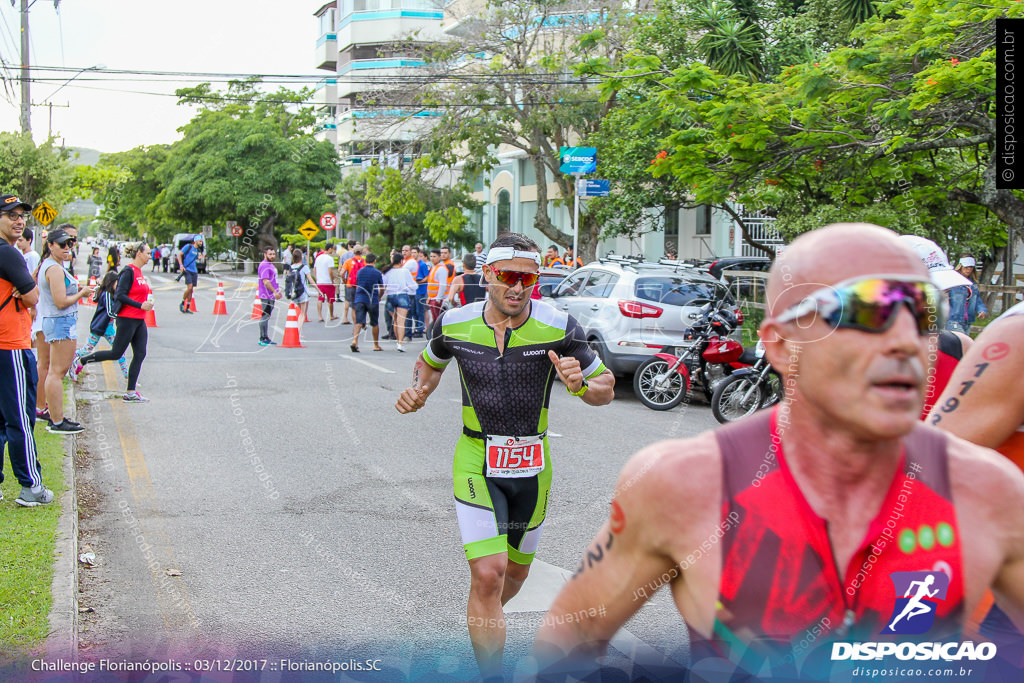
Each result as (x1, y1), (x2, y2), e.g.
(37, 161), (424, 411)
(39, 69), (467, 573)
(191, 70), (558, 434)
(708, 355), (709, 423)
(693, 0), (765, 81)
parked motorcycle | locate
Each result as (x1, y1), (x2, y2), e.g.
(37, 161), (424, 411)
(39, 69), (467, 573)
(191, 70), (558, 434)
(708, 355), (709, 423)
(632, 300), (752, 410)
(710, 341), (784, 423)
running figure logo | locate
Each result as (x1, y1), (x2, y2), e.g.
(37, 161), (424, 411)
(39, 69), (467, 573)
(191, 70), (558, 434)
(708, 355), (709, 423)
(882, 571), (950, 635)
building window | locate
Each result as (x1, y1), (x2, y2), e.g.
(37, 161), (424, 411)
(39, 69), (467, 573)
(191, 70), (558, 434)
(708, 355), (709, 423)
(497, 190), (511, 233)
(319, 8), (336, 35)
(696, 205), (712, 236)
(664, 204), (679, 256)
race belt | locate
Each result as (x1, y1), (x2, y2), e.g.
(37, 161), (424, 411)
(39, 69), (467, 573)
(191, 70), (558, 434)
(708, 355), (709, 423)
(463, 427), (546, 479)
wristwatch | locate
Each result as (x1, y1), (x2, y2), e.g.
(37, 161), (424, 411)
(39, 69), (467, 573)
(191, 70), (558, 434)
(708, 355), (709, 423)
(567, 378), (589, 396)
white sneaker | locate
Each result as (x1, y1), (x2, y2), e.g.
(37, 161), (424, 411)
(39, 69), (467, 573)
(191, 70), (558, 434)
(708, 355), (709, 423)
(396, 343), (405, 353)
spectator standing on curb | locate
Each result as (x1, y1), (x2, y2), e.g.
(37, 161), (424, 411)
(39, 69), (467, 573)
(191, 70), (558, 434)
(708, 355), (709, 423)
(947, 256), (987, 334)
(382, 253), (416, 352)
(150, 245), (161, 272)
(37, 228), (93, 434)
(448, 254), (487, 308)
(59, 223), (79, 278)
(313, 243), (338, 322)
(0, 195), (51, 506)
(176, 235), (202, 314)
(426, 249), (450, 328)
(257, 246), (282, 346)
(350, 252), (383, 353)
(288, 250), (315, 332)
(543, 245), (564, 268)
(410, 247), (429, 338)
(76, 243), (155, 403)
(16, 227), (38, 274)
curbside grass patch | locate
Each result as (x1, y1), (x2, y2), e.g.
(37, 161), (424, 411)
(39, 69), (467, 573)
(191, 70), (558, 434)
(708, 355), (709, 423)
(0, 423), (68, 659)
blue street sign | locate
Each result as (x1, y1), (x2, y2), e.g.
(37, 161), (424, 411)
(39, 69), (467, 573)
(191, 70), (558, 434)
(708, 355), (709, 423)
(559, 146), (597, 174)
(578, 179), (610, 197)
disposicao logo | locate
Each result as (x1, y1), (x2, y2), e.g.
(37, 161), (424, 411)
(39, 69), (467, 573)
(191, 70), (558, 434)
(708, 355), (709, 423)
(882, 571), (948, 635)
(831, 571), (997, 662)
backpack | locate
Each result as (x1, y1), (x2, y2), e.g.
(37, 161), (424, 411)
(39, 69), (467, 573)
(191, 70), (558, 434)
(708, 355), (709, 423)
(285, 264), (305, 300)
(346, 258), (364, 286)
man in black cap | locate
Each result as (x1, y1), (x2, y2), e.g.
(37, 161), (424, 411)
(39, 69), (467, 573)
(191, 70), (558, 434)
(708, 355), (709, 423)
(0, 194), (52, 506)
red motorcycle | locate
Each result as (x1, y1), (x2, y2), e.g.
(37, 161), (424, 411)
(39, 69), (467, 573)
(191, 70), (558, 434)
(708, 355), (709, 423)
(632, 300), (754, 410)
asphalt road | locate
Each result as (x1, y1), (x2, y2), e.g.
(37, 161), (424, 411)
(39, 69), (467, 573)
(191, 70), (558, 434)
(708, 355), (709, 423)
(70, 264), (722, 680)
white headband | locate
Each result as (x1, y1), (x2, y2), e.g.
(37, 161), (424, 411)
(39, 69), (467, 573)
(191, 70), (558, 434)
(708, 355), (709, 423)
(485, 247), (542, 266)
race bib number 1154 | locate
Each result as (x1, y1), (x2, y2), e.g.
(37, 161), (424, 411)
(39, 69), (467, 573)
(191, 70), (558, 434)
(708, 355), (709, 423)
(485, 435), (544, 478)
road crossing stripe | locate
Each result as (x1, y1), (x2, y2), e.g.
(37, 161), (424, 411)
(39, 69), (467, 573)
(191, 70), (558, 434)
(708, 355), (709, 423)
(340, 354), (395, 374)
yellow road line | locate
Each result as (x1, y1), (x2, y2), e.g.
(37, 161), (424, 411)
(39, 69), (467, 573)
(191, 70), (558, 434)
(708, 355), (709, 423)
(102, 362), (199, 631)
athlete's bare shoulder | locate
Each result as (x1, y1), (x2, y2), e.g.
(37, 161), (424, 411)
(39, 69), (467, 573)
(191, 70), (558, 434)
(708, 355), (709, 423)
(947, 430), (1024, 610)
(612, 430), (722, 550)
(947, 431), (1024, 512)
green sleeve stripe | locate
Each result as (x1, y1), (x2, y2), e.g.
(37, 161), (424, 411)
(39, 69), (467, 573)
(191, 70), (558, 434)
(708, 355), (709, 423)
(423, 345), (450, 369)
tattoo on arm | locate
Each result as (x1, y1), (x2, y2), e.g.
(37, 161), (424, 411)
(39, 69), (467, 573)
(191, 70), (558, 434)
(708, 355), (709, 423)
(572, 501), (625, 578)
(413, 358), (425, 388)
(931, 360), (993, 425)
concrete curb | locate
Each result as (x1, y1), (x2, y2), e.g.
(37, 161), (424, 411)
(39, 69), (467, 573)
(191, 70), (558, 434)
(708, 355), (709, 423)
(44, 383), (79, 659)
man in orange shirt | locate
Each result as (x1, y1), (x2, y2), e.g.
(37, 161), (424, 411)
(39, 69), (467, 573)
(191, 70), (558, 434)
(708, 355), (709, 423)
(341, 246), (365, 325)
(0, 194), (50, 506)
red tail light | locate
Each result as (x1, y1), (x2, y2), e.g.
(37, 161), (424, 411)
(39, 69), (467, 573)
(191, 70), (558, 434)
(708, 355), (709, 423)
(618, 300), (663, 318)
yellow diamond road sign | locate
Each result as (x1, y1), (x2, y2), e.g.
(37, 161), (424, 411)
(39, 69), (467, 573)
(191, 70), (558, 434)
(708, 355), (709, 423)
(297, 219), (320, 241)
(33, 201), (57, 226)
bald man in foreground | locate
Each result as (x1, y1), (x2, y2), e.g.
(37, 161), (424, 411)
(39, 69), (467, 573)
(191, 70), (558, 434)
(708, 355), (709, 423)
(533, 224), (1024, 678)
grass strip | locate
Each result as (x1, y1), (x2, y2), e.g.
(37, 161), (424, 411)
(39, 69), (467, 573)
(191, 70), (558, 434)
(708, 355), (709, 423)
(0, 422), (68, 658)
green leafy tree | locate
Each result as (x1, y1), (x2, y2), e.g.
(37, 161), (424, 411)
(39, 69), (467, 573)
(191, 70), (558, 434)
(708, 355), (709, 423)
(82, 145), (173, 240)
(0, 132), (74, 210)
(599, 0), (1020, 271)
(401, 0), (641, 261)
(337, 165), (480, 255)
(152, 80), (339, 260)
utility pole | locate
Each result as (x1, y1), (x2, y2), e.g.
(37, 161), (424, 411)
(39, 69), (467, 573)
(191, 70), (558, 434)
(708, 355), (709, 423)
(19, 0), (30, 135)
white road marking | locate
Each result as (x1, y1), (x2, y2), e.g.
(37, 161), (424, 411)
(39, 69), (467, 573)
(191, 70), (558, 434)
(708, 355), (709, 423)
(340, 355), (395, 374)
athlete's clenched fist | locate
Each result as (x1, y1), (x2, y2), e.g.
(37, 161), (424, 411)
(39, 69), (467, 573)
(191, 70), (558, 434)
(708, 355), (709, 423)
(548, 350), (584, 393)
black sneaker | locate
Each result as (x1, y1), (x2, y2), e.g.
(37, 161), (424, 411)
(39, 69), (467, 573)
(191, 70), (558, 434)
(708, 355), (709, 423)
(179, 301), (186, 313)
(47, 419), (84, 435)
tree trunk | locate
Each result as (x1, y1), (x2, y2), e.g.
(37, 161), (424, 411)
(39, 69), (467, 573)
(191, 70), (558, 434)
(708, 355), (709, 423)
(529, 149), (573, 250)
(251, 213), (279, 274)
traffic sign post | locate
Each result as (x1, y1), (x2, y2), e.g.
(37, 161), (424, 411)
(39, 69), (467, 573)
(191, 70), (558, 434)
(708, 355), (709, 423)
(33, 201), (57, 226)
(298, 219), (320, 241)
(560, 147), (598, 269)
(229, 225), (243, 237)
(578, 179), (610, 197)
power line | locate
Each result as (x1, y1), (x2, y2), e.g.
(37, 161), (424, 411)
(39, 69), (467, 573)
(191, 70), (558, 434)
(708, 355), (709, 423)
(15, 78), (601, 109)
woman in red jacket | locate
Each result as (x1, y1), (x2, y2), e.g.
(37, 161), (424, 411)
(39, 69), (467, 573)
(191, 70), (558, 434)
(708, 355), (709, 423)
(75, 243), (154, 402)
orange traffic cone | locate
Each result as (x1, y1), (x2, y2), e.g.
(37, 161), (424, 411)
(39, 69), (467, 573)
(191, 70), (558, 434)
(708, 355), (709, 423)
(188, 296), (198, 312)
(144, 305), (158, 328)
(281, 303), (303, 348)
(250, 292), (263, 320)
(82, 275), (96, 306)
(212, 282), (228, 315)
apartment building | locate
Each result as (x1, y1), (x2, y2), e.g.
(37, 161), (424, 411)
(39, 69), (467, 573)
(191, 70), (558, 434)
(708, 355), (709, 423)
(313, 1), (446, 169)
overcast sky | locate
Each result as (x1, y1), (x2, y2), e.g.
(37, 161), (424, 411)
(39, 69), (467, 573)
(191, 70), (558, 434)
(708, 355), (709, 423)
(0, 1), (324, 154)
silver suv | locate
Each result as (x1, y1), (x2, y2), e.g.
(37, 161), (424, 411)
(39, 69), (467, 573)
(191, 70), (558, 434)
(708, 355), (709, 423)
(539, 258), (740, 376)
